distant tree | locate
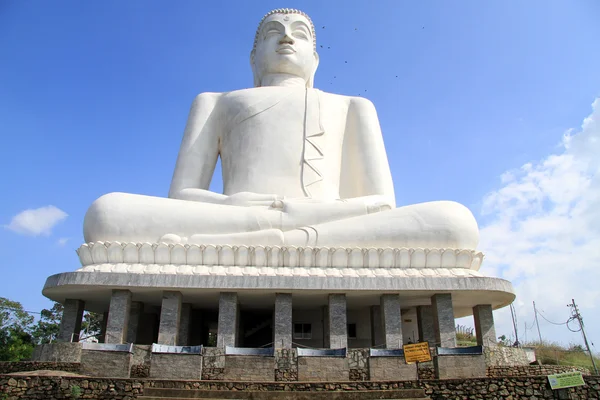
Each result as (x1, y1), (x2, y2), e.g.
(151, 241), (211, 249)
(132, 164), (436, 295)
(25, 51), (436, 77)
(0, 297), (35, 361)
(497, 334), (511, 346)
(28, 302), (104, 343)
(569, 343), (585, 353)
(81, 311), (103, 341)
(31, 302), (63, 344)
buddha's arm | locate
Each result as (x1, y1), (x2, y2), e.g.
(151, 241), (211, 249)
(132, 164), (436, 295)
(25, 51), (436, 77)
(168, 93), (225, 204)
(339, 97), (396, 209)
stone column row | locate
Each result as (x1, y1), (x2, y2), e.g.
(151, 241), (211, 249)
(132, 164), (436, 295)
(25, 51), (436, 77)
(216, 292), (352, 350)
(58, 291), (497, 348)
(99, 289), (193, 345)
(415, 294), (497, 348)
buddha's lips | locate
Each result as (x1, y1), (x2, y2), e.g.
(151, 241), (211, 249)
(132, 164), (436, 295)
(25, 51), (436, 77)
(277, 45), (295, 54)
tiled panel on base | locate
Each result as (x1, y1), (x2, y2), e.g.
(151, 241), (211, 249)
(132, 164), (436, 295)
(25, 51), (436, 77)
(297, 357), (349, 382)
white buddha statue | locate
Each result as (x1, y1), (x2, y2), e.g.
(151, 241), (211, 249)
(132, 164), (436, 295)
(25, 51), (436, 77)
(83, 8), (479, 250)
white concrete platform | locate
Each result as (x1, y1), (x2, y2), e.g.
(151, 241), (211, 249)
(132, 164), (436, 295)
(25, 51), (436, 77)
(42, 271), (514, 318)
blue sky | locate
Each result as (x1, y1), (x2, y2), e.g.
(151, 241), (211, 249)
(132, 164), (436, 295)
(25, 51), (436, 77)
(1, 1), (599, 348)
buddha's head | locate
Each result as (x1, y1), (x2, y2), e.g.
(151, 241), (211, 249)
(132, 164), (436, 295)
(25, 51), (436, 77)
(251, 9), (319, 88)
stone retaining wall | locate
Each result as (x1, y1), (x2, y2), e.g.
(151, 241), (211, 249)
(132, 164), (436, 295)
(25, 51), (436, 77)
(421, 376), (600, 399)
(1, 376), (145, 399)
(0, 362), (80, 375)
(487, 364), (591, 377)
(1, 375), (599, 399)
(418, 366), (435, 380)
(1, 359), (591, 381)
(275, 349), (298, 382)
(484, 345), (531, 366)
(420, 364), (592, 380)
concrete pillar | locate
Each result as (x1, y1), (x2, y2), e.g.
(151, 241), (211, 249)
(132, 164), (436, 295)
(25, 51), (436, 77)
(58, 299), (85, 342)
(157, 291), (183, 346)
(217, 292), (239, 348)
(100, 312), (108, 343)
(431, 293), (456, 347)
(328, 294), (347, 349)
(380, 294), (403, 349)
(417, 305), (436, 345)
(322, 305), (330, 348)
(177, 303), (192, 346)
(126, 302), (144, 344)
(105, 290), (132, 344)
(274, 293), (292, 349)
(370, 305), (384, 347)
(473, 304), (497, 346)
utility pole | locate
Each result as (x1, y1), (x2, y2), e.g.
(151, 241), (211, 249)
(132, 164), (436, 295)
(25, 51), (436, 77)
(510, 303), (520, 347)
(568, 299), (598, 375)
(533, 301), (543, 343)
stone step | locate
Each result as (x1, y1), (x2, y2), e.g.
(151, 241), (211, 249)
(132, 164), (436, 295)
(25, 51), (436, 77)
(141, 388), (429, 399)
(141, 398), (429, 400)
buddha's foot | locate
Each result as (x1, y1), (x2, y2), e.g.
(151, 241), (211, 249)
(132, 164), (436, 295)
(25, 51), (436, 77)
(156, 229), (286, 246)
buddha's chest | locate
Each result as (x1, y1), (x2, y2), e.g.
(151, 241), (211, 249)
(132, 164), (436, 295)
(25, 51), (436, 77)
(221, 88), (346, 148)
(218, 88), (347, 198)
(222, 92), (307, 155)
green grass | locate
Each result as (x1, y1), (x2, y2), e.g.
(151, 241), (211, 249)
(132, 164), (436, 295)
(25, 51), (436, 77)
(454, 333), (599, 373)
(526, 341), (600, 371)
(456, 331), (477, 347)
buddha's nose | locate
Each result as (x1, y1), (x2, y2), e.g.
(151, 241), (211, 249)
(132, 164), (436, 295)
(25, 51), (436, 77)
(279, 34), (294, 45)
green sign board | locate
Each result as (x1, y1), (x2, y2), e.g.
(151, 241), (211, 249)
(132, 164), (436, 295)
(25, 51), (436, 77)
(547, 371), (586, 390)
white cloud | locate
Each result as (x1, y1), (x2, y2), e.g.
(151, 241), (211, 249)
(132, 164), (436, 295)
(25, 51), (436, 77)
(57, 237), (69, 246)
(4, 205), (68, 236)
(468, 98), (600, 346)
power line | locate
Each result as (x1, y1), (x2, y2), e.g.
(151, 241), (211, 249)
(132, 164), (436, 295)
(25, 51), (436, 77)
(0, 305), (41, 315)
(566, 318), (582, 333)
(523, 316), (536, 331)
(537, 309), (568, 325)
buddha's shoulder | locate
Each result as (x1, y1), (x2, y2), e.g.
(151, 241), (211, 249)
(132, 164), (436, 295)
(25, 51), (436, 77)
(191, 89), (375, 111)
(193, 88), (289, 105)
(317, 91), (375, 108)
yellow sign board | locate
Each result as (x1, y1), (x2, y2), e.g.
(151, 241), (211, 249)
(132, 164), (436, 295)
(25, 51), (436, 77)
(403, 342), (432, 363)
(547, 371), (586, 390)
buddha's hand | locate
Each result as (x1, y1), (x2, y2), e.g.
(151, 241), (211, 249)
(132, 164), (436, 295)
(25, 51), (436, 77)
(222, 192), (281, 207)
(365, 201), (393, 214)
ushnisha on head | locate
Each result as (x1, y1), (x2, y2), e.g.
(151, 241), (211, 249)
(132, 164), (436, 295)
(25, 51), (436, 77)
(251, 8), (320, 88)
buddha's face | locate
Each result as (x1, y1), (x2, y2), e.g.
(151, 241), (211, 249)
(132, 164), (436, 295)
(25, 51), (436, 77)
(251, 13), (319, 87)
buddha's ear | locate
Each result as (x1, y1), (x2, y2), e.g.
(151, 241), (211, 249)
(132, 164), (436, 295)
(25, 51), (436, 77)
(250, 50), (260, 87)
(307, 51), (320, 88)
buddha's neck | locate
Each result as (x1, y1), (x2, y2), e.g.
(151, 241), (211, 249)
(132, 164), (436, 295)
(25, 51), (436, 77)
(260, 74), (307, 88)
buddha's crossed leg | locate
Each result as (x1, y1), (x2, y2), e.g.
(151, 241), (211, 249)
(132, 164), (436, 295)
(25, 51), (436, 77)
(84, 192), (478, 249)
